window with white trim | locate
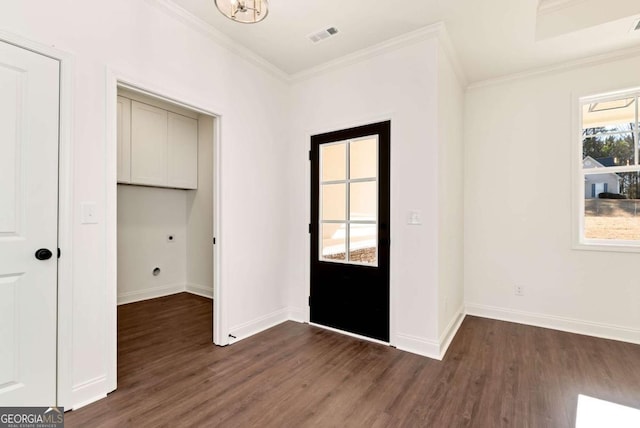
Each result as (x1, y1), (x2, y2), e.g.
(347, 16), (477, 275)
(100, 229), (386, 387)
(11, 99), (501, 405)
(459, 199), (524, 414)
(579, 92), (640, 244)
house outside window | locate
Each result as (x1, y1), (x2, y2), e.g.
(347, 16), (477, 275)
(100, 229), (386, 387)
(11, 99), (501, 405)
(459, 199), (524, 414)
(578, 91), (640, 247)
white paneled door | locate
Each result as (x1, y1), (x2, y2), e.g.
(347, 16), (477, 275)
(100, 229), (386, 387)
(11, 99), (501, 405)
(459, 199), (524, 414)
(0, 41), (59, 406)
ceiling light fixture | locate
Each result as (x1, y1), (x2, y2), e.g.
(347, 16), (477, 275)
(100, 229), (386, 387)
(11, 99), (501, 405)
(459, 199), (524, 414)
(214, 0), (268, 24)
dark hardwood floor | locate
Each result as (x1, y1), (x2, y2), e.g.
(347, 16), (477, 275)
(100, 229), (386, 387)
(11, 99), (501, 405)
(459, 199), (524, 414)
(65, 293), (640, 427)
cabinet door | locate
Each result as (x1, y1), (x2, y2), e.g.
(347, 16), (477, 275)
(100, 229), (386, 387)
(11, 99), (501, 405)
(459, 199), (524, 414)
(117, 96), (131, 183)
(167, 112), (198, 189)
(131, 101), (168, 186)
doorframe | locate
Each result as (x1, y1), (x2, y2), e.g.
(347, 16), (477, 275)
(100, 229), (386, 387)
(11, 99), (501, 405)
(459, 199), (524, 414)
(105, 70), (227, 392)
(0, 30), (75, 408)
(304, 112), (397, 347)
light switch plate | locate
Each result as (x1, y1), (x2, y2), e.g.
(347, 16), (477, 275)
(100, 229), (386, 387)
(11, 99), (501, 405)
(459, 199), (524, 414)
(81, 202), (98, 224)
(408, 210), (422, 225)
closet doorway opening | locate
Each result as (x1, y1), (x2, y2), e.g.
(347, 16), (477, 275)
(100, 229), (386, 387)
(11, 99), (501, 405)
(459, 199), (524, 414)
(113, 84), (220, 386)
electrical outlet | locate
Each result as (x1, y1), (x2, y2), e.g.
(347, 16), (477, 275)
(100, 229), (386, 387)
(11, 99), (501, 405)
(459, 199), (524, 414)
(515, 285), (524, 296)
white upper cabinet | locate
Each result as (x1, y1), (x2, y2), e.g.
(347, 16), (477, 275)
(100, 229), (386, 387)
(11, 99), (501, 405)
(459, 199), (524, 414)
(116, 96), (131, 183)
(118, 97), (198, 189)
(131, 101), (168, 187)
(167, 112), (198, 189)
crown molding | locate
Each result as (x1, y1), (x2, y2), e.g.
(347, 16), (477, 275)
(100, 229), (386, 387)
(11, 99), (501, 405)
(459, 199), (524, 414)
(435, 23), (468, 88)
(467, 43), (640, 91)
(135, 0), (640, 93)
(290, 23), (447, 83)
(145, 0), (290, 83)
(146, 2), (466, 87)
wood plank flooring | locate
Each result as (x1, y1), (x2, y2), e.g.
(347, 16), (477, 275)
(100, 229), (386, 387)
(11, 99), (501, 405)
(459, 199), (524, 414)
(65, 293), (640, 427)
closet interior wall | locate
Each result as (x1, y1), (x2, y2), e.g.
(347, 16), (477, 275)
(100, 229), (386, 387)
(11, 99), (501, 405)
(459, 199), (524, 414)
(116, 89), (214, 304)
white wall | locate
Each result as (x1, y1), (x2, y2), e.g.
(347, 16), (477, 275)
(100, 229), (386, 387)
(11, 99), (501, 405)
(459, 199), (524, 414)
(186, 115), (214, 298)
(288, 35), (446, 357)
(117, 185), (187, 304)
(436, 45), (465, 346)
(1, 0), (290, 408)
(14, 0), (639, 410)
(118, 116), (214, 302)
(465, 56), (640, 344)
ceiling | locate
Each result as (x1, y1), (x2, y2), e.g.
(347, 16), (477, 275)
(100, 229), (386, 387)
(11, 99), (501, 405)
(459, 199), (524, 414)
(171, 0), (640, 83)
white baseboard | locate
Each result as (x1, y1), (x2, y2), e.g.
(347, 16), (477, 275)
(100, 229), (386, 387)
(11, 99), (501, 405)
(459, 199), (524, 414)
(186, 283), (213, 299)
(393, 306), (465, 360)
(117, 284), (184, 305)
(284, 306), (466, 361)
(438, 306), (466, 359)
(71, 375), (108, 410)
(394, 332), (441, 360)
(228, 307), (290, 344)
(288, 306), (306, 323)
(466, 302), (640, 345)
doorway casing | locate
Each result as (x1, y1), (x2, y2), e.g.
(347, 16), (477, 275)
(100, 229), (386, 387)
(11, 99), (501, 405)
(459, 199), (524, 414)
(105, 72), (227, 395)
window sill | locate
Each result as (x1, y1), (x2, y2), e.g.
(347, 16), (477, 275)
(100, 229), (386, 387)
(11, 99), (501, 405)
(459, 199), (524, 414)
(573, 240), (640, 253)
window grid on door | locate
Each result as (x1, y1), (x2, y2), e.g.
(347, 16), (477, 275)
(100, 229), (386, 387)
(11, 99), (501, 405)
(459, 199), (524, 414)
(319, 135), (379, 266)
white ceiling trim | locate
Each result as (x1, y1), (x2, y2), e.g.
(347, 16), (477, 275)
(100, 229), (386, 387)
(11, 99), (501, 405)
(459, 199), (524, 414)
(436, 24), (468, 88)
(291, 23), (448, 83)
(148, 1), (467, 87)
(146, 0), (290, 82)
(467, 42), (640, 90)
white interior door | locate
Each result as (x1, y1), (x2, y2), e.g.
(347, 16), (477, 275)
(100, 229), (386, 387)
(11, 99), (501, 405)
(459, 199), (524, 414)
(0, 41), (60, 406)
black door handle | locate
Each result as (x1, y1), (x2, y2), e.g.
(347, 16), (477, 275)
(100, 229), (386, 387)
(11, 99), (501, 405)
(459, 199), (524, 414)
(35, 248), (53, 260)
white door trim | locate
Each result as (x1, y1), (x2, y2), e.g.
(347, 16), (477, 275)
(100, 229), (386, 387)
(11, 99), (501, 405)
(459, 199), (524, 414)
(0, 30), (75, 409)
(105, 71), (228, 393)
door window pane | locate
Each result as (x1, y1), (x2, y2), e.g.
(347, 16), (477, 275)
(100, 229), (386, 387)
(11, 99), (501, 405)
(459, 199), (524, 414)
(349, 224), (377, 265)
(321, 143), (346, 181)
(350, 181), (377, 222)
(322, 183), (345, 221)
(321, 223), (346, 261)
(350, 137), (377, 179)
(318, 137), (379, 266)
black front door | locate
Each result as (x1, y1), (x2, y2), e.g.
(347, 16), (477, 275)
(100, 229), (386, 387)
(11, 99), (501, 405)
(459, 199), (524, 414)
(310, 121), (390, 342)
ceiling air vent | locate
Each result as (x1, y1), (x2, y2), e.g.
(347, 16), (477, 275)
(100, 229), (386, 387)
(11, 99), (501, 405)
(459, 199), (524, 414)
(307, 27), (339, 44)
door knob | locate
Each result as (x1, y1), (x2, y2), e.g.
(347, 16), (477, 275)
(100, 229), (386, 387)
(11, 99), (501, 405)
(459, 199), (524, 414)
(35, 248), (53, 260)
